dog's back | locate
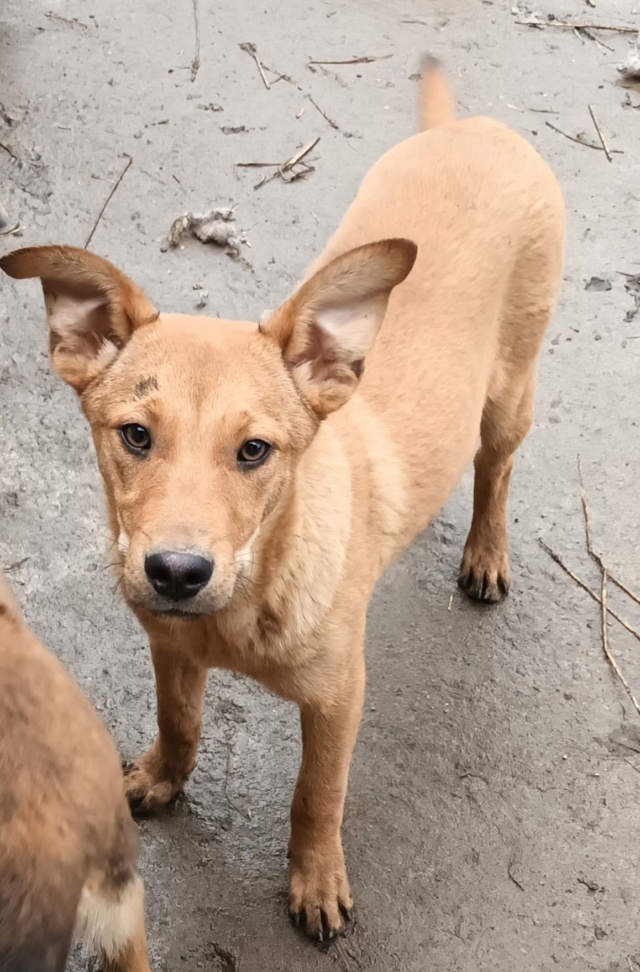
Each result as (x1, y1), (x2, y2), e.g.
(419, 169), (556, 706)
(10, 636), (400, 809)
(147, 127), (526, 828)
(0, 575), (149, 972)
(311, 60), (565, 557)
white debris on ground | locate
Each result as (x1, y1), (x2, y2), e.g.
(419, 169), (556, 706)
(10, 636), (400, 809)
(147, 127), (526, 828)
(619, 44), (640, 80)
(163, 206), (246, 256)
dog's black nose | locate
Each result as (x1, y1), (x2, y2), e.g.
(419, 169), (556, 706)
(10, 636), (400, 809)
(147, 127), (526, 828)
(144, 551), (213, 601)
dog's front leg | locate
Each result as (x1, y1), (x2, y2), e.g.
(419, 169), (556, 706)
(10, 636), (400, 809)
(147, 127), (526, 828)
(124, 635), (208, 813)
(288, 648), (365, 941)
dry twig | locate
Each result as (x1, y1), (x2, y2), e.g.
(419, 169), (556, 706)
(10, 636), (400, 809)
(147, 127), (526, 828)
(84, 155), (132, 249)
(581, 27), (614, 51)
(588, 105), (612, 162)
(237, 137), (320, 190)
(190, 0), (201, 82)
(578, 457), (640, 604)
(507, 850), (525, 892)
(516, 18), (637, 33)
(610, 574), (640, 607)
(283, 136), (320, 169)
(541, 461), (640, 716)
(0, 142), (19, 163)
(308, 54), (392, 65)
(45, 10), (88, 30)
(538, 541), (640, 645)
(307, 94), (339, 130)
(333, 937), (352, 970)
(2, 556), (30, 573)
(545, 120), (622, 154)
(599, 569), (640, 714)
(240, 42), (271, 90)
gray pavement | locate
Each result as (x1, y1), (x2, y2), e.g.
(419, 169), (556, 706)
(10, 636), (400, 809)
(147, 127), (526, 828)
(1, 0), (640, 969)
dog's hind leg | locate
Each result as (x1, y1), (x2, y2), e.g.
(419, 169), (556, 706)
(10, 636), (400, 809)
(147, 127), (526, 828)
(75, 872), (150, 972)
(458, 370), (535, 603)
(458, 202), (562, 605)
(74, 812), (151, 972)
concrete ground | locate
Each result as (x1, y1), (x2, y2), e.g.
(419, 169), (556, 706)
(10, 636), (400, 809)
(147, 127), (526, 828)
(1, 0), (640, 969)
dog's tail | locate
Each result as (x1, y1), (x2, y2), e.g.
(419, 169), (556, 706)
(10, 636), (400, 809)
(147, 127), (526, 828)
(418, 57), (455, 130)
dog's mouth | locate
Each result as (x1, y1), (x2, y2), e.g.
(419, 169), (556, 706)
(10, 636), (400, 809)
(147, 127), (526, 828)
(155, 607), (205, 621)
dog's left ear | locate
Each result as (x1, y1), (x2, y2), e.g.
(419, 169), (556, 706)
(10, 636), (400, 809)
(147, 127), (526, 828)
(1, 245), (158, 394)
(261, 238), (417, 416)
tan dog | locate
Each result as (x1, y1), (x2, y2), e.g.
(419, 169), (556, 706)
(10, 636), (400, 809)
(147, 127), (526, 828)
(0, 572), (150, 972)
(0, 61), (564, 941)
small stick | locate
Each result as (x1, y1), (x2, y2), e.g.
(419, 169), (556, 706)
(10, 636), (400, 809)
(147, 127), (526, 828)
(600, 570), (640, 715)
(84, 155), (132, 249)
(281, 136), (320, 171)
(190, 0), (201, 82)
(610, 574), (640, 608)
(238, 138), (320, 189)
(577, 457), (640, 606)
(624, 758), (640, 777)
(45, 10), (88, 29)
(333, 937), (351, 971)
(545, 121), (622, 154)
(308, 54), (392, 65)
(539, 541), (640, 715)
(506, 103), (558, 114)
(507, 850), (525, 892)
(0, 141), (19, 162)
(516, 19), (637, 33)
(538, 540), (640, 644)
(236, 160), (283, 168)
(581, 27), (614, 51)
(577, 456), (599, 565)
(588, 105), (612, 162)
(307, 94), (339, 130)
(239, 42), (271, 90)
(545, 121), (599, 149)
(2, 556), (30, 573)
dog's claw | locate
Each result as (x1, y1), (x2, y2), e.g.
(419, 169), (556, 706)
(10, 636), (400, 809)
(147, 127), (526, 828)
(458, 567), (509, 604)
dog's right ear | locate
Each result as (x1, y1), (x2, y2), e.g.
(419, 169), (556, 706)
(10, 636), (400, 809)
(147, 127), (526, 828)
(0, 246), (158, 393)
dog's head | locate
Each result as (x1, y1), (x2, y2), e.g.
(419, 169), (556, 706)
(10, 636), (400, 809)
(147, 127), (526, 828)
(1, 240), (416, 618)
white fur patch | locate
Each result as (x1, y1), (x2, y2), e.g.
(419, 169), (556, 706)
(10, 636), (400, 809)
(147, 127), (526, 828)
(235, 527), (259, 576)
(74, 876), (142, 957)
(116, 511), (130, 556)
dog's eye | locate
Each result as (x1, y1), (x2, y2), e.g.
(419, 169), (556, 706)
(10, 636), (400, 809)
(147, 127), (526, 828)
(120, 423), (152, 454)
(237, 439), (271, 467)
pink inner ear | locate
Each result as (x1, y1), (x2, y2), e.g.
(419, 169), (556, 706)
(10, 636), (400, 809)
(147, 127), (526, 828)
(290, 319), (335, 378)
(44, 289), (123, 356)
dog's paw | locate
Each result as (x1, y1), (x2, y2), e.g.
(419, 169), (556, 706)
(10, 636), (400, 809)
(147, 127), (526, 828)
(122, 751), (184, 815)
(288, 840), (353, 942)
(458, 543), (510, 603)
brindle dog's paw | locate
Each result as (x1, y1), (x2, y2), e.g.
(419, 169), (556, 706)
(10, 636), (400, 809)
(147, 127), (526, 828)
(458, 543), (510, 603)
(122, 754), (182, 815)
(288, 843), (353, 942)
